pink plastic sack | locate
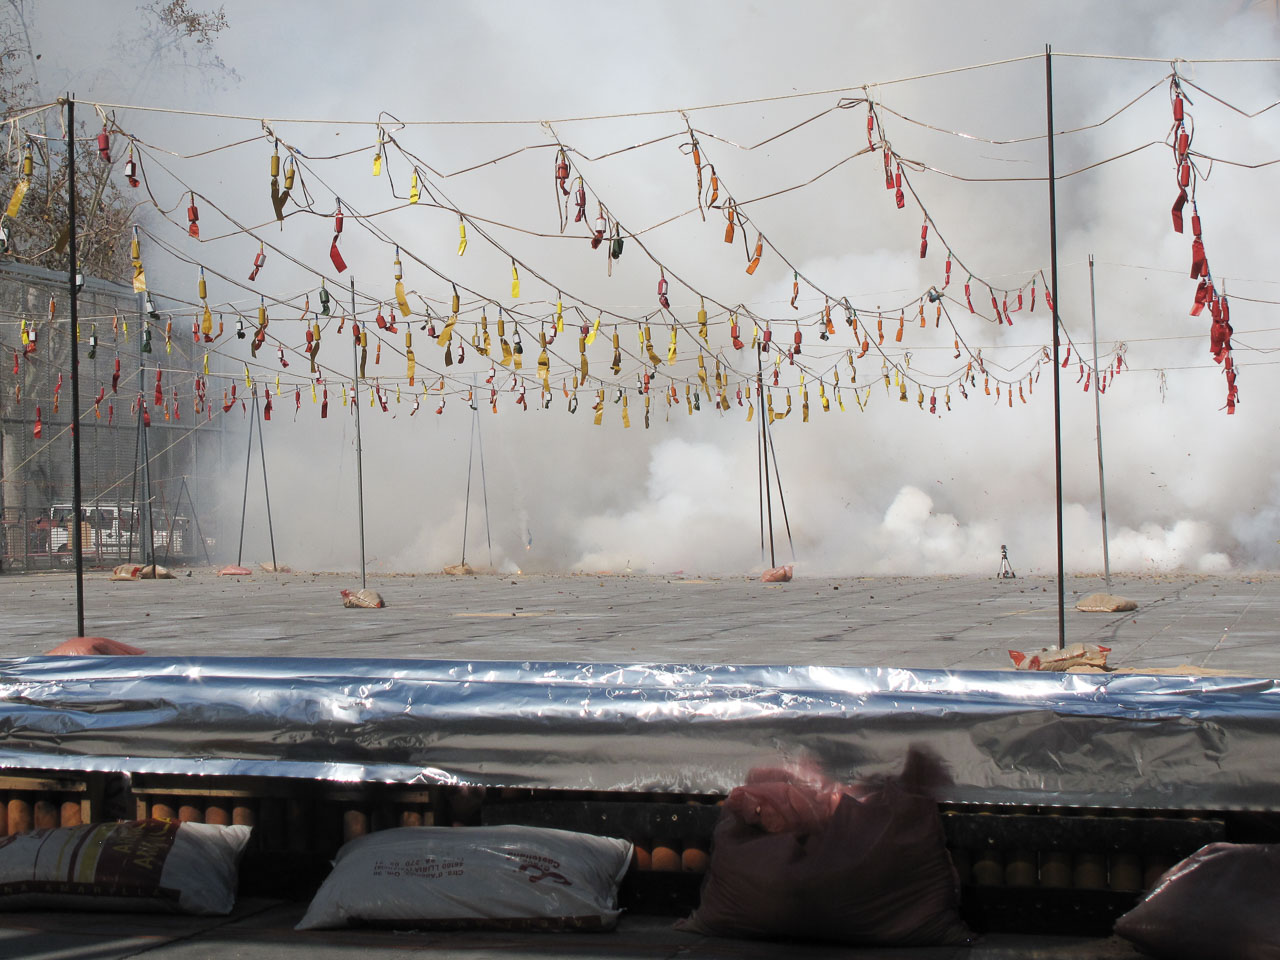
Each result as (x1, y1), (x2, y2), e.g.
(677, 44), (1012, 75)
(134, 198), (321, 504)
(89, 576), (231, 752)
(1115, 843), (1280, 960)
(724, 765), (850, 836)
(45, 637), (145, 656)
(760, 565), (793, 583)
(680, 749), (971, 947)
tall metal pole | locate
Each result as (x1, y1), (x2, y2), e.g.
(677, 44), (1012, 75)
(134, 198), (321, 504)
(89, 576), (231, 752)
(765, 422), (796, 562)
(461, 383), (477, 566)
(1045, 46), (1066, 650)
(136, 296), (154, 567)
(1088, 255), (1112, 592)
(757, 350), (776, 568)
(475, 397), (493, 568)
(254, 391), (278, 571)
(236, 396), (253, 567)
(350, 278), (367, 590)
(65, 95), (84, 635)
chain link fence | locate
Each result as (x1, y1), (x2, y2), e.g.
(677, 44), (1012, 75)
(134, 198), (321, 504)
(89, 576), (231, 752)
(0, 261), (225, 571)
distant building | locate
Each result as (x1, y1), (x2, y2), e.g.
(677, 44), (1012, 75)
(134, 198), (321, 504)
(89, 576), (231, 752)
(0, 261), (224, 570)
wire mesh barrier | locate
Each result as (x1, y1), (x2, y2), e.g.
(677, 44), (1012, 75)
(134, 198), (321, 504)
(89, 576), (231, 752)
(0, 261), (223, 572)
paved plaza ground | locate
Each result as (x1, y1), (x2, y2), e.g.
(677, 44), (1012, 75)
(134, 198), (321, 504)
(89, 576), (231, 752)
(0, 567), (1272, 959)
(2, 567), (1278, 676)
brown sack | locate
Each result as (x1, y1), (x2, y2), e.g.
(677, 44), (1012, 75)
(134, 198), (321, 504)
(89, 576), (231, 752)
(1115, 843), (1280, 960)
(679, 749), (971, 947)
(341, 589), (384, 609)
(1076, 592), (1138, 613)
(760, 565), (793, 583)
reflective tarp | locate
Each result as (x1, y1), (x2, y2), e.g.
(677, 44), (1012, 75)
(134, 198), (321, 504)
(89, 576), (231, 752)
(1, 657), (1278, 810)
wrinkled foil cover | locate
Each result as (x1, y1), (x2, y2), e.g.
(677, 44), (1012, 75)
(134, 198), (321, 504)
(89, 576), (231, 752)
(0, 657), (1277, 809)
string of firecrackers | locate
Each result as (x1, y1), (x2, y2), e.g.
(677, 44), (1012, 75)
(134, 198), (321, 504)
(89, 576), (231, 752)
(1, 279), (1129, 438)
(127, 102), (1109, 411)
(5, 133), (1128, 433)
(213, 135), (1088, 419)
(125, 110), (1067, 407)
(4, 188), (1124, 434)
(15, 109), (1134, 424)
(5, 111), (1125, 429)
(143, 212), (1121, 428)
(1169, 71), (1237, 414)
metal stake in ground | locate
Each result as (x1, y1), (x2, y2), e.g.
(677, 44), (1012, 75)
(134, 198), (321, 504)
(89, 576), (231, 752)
(1045, 45), (1066, 651)
(1088, 255), (1111, 593)
(350, 277), (367, 590)
(64, 95), (84, 634)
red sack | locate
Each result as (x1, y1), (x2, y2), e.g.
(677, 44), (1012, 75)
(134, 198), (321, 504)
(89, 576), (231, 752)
(1115, 843), (1280, 960)
(679, 749), (971, 947)
(45, 637), (145, 656)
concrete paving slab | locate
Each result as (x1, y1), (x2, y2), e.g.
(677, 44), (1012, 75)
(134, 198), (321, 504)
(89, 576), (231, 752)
(0, 902), (1144, 959)
(1, 568), (1277, 676)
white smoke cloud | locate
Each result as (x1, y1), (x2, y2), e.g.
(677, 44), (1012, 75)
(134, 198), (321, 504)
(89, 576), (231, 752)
(22, 0), (1280, 576)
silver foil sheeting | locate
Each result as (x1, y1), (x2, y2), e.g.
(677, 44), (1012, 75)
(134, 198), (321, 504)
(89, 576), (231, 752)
(0, 657), (1277, 810)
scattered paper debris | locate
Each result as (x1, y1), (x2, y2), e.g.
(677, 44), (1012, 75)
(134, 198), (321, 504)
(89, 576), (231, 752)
(1009, 642), (1111, 671)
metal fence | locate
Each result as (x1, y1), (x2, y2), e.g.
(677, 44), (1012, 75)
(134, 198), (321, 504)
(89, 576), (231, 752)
(0, 261), (224, 571)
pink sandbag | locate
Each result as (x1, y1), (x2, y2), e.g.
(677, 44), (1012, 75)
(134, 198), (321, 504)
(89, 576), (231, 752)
(760, 565), (793, 583)
(679, 748), (971, 947)
(1115, 843), (1280, 960)
(45, 637), (146, 656)
(218, 564), (252, 577)
(724, 766), (851, 836)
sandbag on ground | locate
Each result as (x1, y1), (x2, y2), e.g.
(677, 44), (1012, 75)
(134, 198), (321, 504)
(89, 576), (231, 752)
(761, 565), (793, 583)
(217, 564), (252, 577)
(341, 588), (384, 609)
(1076, 592), (1138, 613)
(0, 819), (250, 915)
(45, 637), (145, 656)
(297, 825), (632, 931)
(111, 563), (175, 581)
(1115, 842), (1280, 960)
(678, 748), (972, 947)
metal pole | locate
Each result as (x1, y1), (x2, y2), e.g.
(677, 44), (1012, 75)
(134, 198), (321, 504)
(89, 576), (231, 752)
(756, 379), (765, 562)
(236, 395), (253, 567)
(350, 277), (367, 590)
(461, 385), (477, 566)
(1088, 255), (1112, 592)
(1046, 45), (1066, 650)
(765, 421), (796, 562)
(255, 390), (278, 571)
(476, 398), (493, 568)
(136, 313), (154, 565)
(758, 358), (776, 569)
(128, 405), (140, 563)
(65, 95), (84, 635)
